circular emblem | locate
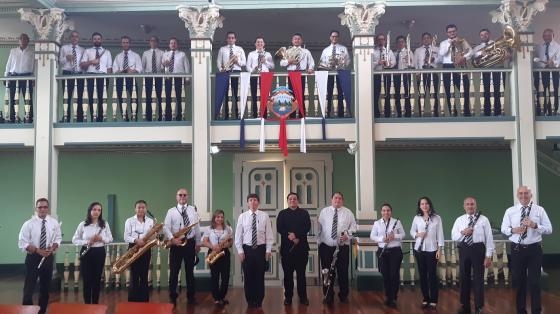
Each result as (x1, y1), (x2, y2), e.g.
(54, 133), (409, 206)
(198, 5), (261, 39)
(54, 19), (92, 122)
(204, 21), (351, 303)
(267, 86), (299, 119)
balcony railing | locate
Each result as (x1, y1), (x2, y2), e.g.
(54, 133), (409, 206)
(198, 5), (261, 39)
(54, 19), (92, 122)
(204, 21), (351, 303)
(373, 68), (512, 119)
(55, 73), (192, 124)
(533, 68), (560, 117)
(1, 76), (36, 125)
(212, 71), (354, 121)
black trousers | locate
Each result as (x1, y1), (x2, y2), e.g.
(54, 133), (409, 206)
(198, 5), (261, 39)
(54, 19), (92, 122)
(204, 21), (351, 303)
(511, 242), (543, 314)
(327, 74), (345, 117)
(458, 242), (486, 309)
(115, 77), (135, 121)
(242, 244), (266, 306)
(373, 74), (391, 118)
(169, 238), (196, 302)
(145, 77), (163, 121)
(393, 74), (412, 117)
(287, 74), (307, 118)
(164, 77), (183, 121)
(209, 249), (230, 301)
(377, 247), (403, 303)
(442, 64), (471, 116)
(22, 253), (53, 314)
(7, 73), (33, 122)
(319, 243), (350, 302)
(61, 70), (85, 122)
(128, 243), (151, 302)
(86, 77), (108, 122)
(224, 71), (240, 120)
(418, 72), (441, 116)
(533, 71), (560, 115)
(80, 246), (105, 304)
(414, 250), (439, 304)
(249, 77), (261, 118)
(281, 250), (308, 301)
(482, 72), (503, 116)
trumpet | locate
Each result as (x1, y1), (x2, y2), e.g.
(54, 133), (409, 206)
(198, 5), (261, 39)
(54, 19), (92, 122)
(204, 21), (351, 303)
(206, 236), (233, 266)
(221, 53), (239, 72)
(163, 221), (199, 249)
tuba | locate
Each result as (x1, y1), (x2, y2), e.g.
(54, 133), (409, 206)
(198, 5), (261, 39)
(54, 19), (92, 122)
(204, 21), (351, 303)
(449, 37), (470, 69)
(473, 25), (518, 68)
(162, 221), (199, 249)
(275, 46), (303, 65)
(112, 222), (164, 274)
(205, 235), (233, 266)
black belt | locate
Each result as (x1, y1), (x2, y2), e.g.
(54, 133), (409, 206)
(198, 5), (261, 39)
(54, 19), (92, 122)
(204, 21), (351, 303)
(512, 241), (541, 250)
(243, 244), (265, 250)
(381, 246), (401, 251)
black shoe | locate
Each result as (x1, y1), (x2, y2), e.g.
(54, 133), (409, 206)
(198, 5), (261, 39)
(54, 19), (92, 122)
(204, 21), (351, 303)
(389, 301), (397, 308)
(323, 298), (334, 305)
(458, 306), (471, 314)
(429, 302), (437, 309)
(222, 299), (229, 305)
(170, 298), (177, 308)
(300, 298), (309, 306)
(284, 298), (292, 305)
(339, 297), (349, 304)
(475, 307), (483, 314)
(422, 301), (429, 308)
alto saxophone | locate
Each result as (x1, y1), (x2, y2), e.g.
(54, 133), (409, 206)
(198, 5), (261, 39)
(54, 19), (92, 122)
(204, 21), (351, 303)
(205, 235), (233, 266)
(163, 221), (199, 249)
(112, 222), (164, 274)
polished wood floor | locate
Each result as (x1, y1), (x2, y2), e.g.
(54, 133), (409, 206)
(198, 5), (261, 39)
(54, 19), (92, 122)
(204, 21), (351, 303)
(1, 275), (560, 314)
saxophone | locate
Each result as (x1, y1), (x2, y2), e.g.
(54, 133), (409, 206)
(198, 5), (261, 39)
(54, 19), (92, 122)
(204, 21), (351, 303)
(162, 221), (199, 249)
(112, 222), (164, 274)
(205, 235), (233, 266)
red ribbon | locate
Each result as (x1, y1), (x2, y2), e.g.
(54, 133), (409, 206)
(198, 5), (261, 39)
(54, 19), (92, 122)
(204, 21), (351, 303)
(279, 117), (288, 156)
(288, 71), (305, 117)
(259, 72), (274, 118)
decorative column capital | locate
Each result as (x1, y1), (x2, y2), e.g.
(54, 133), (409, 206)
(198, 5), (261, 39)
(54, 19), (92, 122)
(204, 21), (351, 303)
(490, 0), (548, 32)
(177, 3), (224, 40)
(339, 1), (386, 37)
(18, 8), (73, 43)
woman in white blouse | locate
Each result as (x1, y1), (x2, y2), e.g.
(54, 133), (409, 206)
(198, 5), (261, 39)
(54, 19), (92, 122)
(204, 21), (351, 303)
(72, 202), (113, 304)
(410, 196), (444, 309)
(202, 209), (233, 306)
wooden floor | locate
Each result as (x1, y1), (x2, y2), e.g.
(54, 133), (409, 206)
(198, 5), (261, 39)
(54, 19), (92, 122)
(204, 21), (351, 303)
(2, 276), (560, 314)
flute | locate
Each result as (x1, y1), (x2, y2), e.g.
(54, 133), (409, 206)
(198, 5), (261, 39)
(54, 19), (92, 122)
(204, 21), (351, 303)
(418, 216), (430, 252)
(38, 222), (61, 269)
(80, 227), (103, 259)
(515, 202), (533, 250)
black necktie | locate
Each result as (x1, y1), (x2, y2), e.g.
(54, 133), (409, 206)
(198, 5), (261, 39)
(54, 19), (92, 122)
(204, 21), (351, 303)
(251, 212), (257, 248)
(545, 43), (550, 61)
(424, 46), (430, 65)
(95, 47), (100, 71)
(169, 51), (175, 73)
(123, 50), (129, 72)
(152, 49), (157, 73)
(331, 209), (338, 240)
(40, 219), (47, 249)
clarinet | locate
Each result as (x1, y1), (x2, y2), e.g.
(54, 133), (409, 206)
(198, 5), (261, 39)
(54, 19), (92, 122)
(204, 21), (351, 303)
(379, 218), (399, 259)
(515, 202), (533, 250)
(80, 227), (103, 259)
(418, 216), (430, 252)
(459, 212), (481, 248)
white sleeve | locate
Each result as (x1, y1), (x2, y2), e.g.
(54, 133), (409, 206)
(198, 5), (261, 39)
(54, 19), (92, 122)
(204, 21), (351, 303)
(483, 218), (494, 257)
(451, 218), (463, 242)
(370, 222), (382, 242)
(124, 219), (135, 244)
(163, 211), (174, 240)
(235, 214), (244, 254)
(217, 48), (224, 71)
(102, 224), (113, 244)
(18, 221), (32, 252)
(72, 222), (87, 246)
(265, 214), (274, 253)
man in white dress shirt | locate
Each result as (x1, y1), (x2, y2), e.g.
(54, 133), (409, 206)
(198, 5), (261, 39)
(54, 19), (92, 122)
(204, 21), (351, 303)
(18, 198), (62, 314)
(4, 33), (34, 123)
(452, 197), (494, 314)
(217, 31), (246, 119)
(164, 188), (201, 306)
(372, 33), (395, 118)
(162, 37), (190, 121)
(113, 36), (143, 121)
(234, 193), (274, 309)
(438, 24), (473, 116)
(319, 30), (350, 118)
(246, 36), (274, 118)
(393, 35), (414, 117)
(142, 36), (164, 121)
(317, 192), (357, 305)
(533, 29), (560, 115)
(59, 30), (85, 122)
(414, 32), (441, 116)
(80, 32), (112, 122)
(473, 29), (506, 116)
(280, 33), (314, 117)
(501, 186), (552, 314)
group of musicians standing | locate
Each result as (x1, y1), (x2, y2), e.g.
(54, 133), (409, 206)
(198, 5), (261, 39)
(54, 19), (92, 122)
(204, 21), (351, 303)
(18, 186), (552, 313)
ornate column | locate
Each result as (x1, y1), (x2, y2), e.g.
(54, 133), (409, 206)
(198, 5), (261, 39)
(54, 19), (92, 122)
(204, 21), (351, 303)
(177, 4), (223, 224)
(19, 8), (72, 216)
(491, 0), (548, 203)
(340, 0), (386, 290)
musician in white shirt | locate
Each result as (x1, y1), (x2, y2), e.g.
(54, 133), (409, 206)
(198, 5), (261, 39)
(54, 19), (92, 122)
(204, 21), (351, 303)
(80, 32), (112, 122)
(317, 192), (357, 305)
(246, 36), (274, 118)
(59, 31), (86, 122)
(162, 37), (190, 121)
(217, 31), (246, 120)
(413, 32), (441, 117)
(473, 29), (506, 116)
(451, 197), (494, 314)
(142, 36), (164, 121)
(123, 200), (155, 302)
(501, 186), (553, 314)
(164, 188), (201, 306)
(18, 198), (62, 314)
(533, 29), (560, 115)
(5, 33), (34, 123)
(234, 193), (274, 309)
(113, 36), (143, 121)
(72, 201), (113, 304)
(393, 35), (414, 117)
(319, 30), (351, 118)
(372, 33), (395, 118)
(280, 33), (314, 116)
(370, 203), (405, 308)
(410, 196), (444, 309)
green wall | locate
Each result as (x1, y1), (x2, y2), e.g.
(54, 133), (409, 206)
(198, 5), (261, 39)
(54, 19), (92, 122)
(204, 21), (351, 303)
(537, 163), (560, 254)
(0, 151), (34, 264)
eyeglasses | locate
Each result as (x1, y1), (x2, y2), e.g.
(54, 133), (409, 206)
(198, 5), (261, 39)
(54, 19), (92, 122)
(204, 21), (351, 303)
(37, 206), (49, 209)
(177, 194), (188, 197)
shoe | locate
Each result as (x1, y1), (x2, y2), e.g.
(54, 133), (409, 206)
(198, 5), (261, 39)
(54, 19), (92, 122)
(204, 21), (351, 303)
(458, 306), (471, 314)
(256, 303), (262, 308)
(475, 307), (483, 314)
(422, 301), (429, 308)
(170, 298), (177, 308)
(323, 298), (334, 305)
(283, 298), (292, 305)
(300, 299), (309, 306)
(222, 299), (229, 305)
(214, 300), (221, 305)
(429, 302), (437, 309)
(339, 297), (349, 304)
(388, 301), (397, 308)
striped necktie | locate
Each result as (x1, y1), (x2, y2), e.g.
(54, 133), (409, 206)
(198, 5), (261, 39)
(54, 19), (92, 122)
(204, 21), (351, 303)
(257, 51), (263, 73)
(95, 47), (101, 71)
(251, 212), (257, 248)
(123, 50), (129, 72)
(152, 49), (157, 73)
(40, 219), (47, 249)
(463, 215), (474, 246)
(169, 51), (175, 73)
(182, 205), (190, 227)
(331, 208), (338, 240)
(520, 206), (529, 241)
(72, 46), (77, 72)
(545, 43), (550, 61)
